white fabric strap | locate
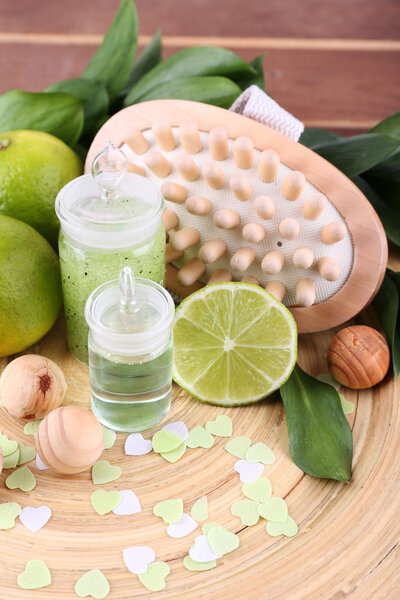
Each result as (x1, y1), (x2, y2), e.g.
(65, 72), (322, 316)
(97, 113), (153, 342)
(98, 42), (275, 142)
(230, 85), (304, 142)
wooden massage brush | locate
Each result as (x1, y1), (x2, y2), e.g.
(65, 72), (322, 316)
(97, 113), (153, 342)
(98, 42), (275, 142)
(86, 100), (387, 333)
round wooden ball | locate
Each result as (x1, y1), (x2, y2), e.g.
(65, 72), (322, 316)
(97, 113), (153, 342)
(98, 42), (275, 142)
(36, 406), (104, 474)
(327, 325), (390, 389)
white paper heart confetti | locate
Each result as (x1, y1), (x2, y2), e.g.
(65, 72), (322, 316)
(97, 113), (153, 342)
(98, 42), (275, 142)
(19, 506), (52, 533)
(189, 535), (222, 563)
(124, 433), (152, 456)
(123, 546), (155, 575)
(162, 421), (188, 441)
(36, 454), (49, 471)
(167, 513), (198, 538)
(234, 459), (264, 482)
(112, 490), (141, 516)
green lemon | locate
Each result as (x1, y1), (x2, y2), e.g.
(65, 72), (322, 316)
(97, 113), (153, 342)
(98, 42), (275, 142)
(172, 283), (297, 406)
(0, 215), (62, 356)
(0, 130), (82, 248)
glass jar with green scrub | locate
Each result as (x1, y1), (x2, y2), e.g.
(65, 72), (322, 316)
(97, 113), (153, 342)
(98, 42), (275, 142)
(56, 143), (165, 364)
(85, 266), (175, 432)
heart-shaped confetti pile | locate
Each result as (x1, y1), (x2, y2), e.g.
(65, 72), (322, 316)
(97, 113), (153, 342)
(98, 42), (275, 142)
(207, 525), (239, 556)
(186, 426), (214, 449)
(153, 498), (183, 524)
(231, 499), (260, 526)
(24, 420), (43, 436)
(190, 535), (222, 562)
(183, 555), (216, 571)
(258, 497), (288, 523)
(19, 506), (52, 533)
(92, 460), (121, 485)
(224, 436), (252, 459)
(124, 433), (152, 456)
(112, 490), (141, 516)
(162, 421), (189, 440)
(167, 513), (198, 538)
(102, 427), (116, 450)
(17, 443), (36, 466)
(0, 502), (21, 530)
(3, 447), (20, 469)
(6, 466), (36, 491)
(266, 516), (298, 537)
(190, 496), (208, 522)
(0, 434), (18, 456)
(160, 441), (186, 463)
(91, 490), (122, 515)
(138, 561), (170, 592)
(242, 477), (272, 502)
(205, 415), (233, 437)
(17, 559), (51, 590)
(123, 546), (155, 575)
(234, 459), (264, 483)
(75, 568), (110, 599)
(152, 430), (183, 453)
(245, 442), (275, 465)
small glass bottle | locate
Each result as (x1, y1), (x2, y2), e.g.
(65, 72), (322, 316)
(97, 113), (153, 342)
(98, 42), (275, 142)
(55, 142), (165, 364)
(85, 266), (175, 432)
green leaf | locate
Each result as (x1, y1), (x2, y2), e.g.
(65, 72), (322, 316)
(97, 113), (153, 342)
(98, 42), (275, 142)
(299, 128), (340, 148)
(236, 54), (265, 90)
(124, 46), (256, 105)
(123, 29), (162, 94)
(125, 75), (242, 109)
(45, 78), (109, 137)
(83, 0), (139, 101)
(312, 133), (399, 178)
(280, 364), (353, 482)
(366, 146), (400, 182)
(0, 90), (84, 145)
(352, 176), (400, 246)
(370, 110), (400, 141)
(373, 271), (400, 379)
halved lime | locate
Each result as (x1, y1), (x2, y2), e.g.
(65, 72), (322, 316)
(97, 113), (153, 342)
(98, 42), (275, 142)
(172, 283), (298, 406)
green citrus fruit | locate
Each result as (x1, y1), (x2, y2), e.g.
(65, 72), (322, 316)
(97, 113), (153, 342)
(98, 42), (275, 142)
(173, 283), (297, 406)
(0, 215), (62, 357)
(0, 130), (82, 248)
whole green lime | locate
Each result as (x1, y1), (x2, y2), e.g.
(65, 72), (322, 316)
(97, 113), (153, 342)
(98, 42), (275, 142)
(0, 130), (82, 248)
(0, 215), (62, 357)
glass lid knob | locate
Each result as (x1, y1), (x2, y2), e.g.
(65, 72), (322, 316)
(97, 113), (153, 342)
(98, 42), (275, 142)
(91, 141), (127, 201)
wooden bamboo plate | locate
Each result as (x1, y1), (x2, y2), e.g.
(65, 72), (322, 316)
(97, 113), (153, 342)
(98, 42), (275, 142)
(0, 302), (399, 599)
(86, 100), (388, 334)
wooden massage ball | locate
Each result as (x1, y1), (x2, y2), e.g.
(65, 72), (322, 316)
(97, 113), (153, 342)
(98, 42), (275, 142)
(327, 325), (390, 389)
(36, 406), (104, 474)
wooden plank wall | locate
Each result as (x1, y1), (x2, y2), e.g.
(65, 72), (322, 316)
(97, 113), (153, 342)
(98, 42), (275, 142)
(0, 0), (399, 135)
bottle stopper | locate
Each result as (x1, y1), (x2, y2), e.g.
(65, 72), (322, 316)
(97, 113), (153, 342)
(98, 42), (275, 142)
(92, 141), (127, 202)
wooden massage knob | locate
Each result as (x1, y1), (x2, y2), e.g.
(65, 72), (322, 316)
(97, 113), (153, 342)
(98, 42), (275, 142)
(213, 209), (240, 230)
(208, 269), (233, 284)
(234, 136), (254, 169)
(169, 227), (200, 251)
(254, 195), (276, 219)
(261, 251), (284, 275)
(198, 238), (227, 263)
(179, 121), (202, 154)
(242, 222), (266, 244)
(166, 244), (184, 263)
(282, 170), (306, 201)
(229, 173), (252, 201)
(177, 258), (206, 286)
(202, 161), (225, 189)
(209, 126), (229, 161)
(265, 280), (287, 302)
(317, 257), (341, 281)
(174, 153), (200, 181)
(296, 278), (316, 307)
(161, 181), (187, 204)
(145, 150), (171, 177)
(292, 247), (314, 270)
(185, 196), (212, 216)
(303, 192), (327, 220)
(152, 120), (176, 151)
(258, 150), (280, 183)
(125, 128), (149, 154)
(320, 222), (347, 245)
(127, 162), (146, 177)
(230, 247), (256, 272)
(162, 208), (179, 232)
(279, 218), (300, 239)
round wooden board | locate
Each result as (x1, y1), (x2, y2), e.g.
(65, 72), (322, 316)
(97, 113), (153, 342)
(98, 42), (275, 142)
(0, 309), (399, 599)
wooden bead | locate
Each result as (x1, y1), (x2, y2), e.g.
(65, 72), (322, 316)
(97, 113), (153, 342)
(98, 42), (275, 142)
(169, 227), (200, 251)
(125, 129), (149, 154)
(177, 258), (206, 286)
(261, 251), (284, 275)
(179, 121), (202, 154)
(185, 196), (212, 216)
(327, 325), (390, 389)
(242, 276), (259, 285)
(198, 238), (227, 263)
(320, 222), (347, 245)
(258, 150), (280, 182)
(265, 280), (286, 302)
(242, 223), (266, 244)
(162, 208), (179, 232)
(282, 170), (306, 201)
(317, 257), (341, 281)
(303, 192), (327, 220)
(174, 153), (199, 181)
(161, 181), (187, 204)
(293, 247), (314, 270)
(166, 244), (184, 263)
(208, 269), (232, 284)
(233, 136), (254, 169)
(213, 209), (240, 230)
(296, 278), (315, 307)
(209, 126), (228, 161)
(202, 161), (225, 189)
(152, 120), (176, 151)
(36, 406), (103, 474)
(279, 218), (300, 239)
(254, 195), (276, 219)
(127, 162), (146, 177)
(229, 173), (252, 201)
(145, 150), (171, 177)
(230, 247), (256, 272)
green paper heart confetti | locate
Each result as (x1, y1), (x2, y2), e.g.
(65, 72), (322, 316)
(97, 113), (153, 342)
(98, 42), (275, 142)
(91, 490), (122, 515)
(75, 568), (110, 599)
(102, 427), (116, 450)
(24, 420), (43, 436)
(340, 394), (355, 415)
(186, 426), (214, 449)
(202, 522), (225, 535)
(0, 502), (21, 530)
(258, 497), (288, 523)
(266, 515), (298, 537)
(207, 525), (239, 555)
(92, 460), (121, 485)
(6, 466), (36, 491)
(153, 498), (183, 524)
(17, 559), (51, 590)
(138, 561), (170, 592)
(205, 415), (233, 437)
(183, 555), (216, 571)
(245, 442), (275, 465)
(242, 477), (272, 503)
(152, 430), (183, 453)
(316, 373), (341, 391)
(3, 447), (20, 469)
(17, 443), (36, 465)
(190, 496), (208, 522)
(0, 434), (18, 456)
(231, 499), (259, 526)
(224, 436), (252, 459)
(160, 441), (186, 463)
